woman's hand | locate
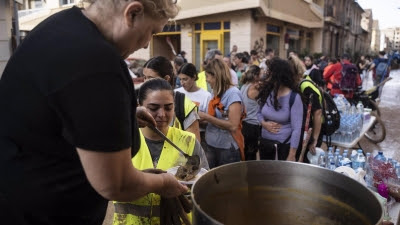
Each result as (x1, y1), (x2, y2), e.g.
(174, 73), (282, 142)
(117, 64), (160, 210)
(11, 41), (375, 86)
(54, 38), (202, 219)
(308, 139), (318, 155)
(198, 111), (208, 122)
(156, 173), (189, 198)
(136, 106), (156, 128)
(261, 120), (281, 133)
(286, 148), (297, 162)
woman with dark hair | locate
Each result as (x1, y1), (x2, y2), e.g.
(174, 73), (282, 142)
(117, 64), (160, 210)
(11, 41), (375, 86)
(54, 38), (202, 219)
(289, 55), (323, 161)
(198, 59), (244, 168)
(240, 65), (262, 160)
(257, 57), (303, 161)
(233, 52), (248, 87)
(114, 78), (209, 224)
(142, 56), (201, 141)
(175, 63), (212, 144)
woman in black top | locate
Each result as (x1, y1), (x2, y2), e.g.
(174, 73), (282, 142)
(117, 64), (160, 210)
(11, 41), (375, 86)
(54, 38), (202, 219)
(0, 1), (188, 224)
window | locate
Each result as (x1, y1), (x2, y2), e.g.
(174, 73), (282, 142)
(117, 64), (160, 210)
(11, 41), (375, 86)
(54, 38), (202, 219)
(306, 32), (313, 51)
(204, 22), (221, 30)
(266, 25), (281, 56)
(287, 28), (301, 54)
(33, 0), (44, 8)
(162, 25), (181, 32)
(61, 0), (75, 5)
(224, 32), (230, 56)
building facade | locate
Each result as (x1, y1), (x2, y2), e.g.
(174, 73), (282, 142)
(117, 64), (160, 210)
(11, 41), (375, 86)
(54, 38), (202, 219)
(0, 0), (22, 76)
(360, 9), (373, 55)
(370, 20), (381, 53)
(322, 0), (368, 58)
(382, 27), (400, 53)
(140, 0), (325, 70)
(14, 0), (376, 70)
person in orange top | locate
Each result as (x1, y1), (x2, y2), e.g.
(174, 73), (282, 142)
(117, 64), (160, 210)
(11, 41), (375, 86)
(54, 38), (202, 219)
(323, 55), (361, 99)
(323, 57), (341, 91)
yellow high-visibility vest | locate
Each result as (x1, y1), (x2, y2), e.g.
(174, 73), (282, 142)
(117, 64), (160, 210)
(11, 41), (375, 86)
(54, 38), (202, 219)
(196, 71), (208, 92)
(113, 127), (196, 225)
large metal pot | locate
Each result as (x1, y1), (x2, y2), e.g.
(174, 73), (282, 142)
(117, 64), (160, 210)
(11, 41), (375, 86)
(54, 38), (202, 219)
(191, 161), (383, 225)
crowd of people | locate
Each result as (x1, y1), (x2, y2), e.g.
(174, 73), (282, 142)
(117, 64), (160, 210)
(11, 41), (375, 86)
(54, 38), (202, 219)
(131, 46), (392, 167)
(0, 0), (395, 224)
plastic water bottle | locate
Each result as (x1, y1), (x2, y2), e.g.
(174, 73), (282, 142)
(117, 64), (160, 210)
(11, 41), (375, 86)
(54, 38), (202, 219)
(356, 101), (364, 114)
(328, 156), (336, 170)
(365, 153), (373, 186)
(336, 155), (343, 167)
(328, 147), (334, 155)
(357, 150), (366, 169)
(374, 151), (386, 162)
(326, 152), (333, 164)
(318, 152), (326, 168)
(333, 152), (340, 166)
(351, 150), (358, 162)
(341, 153), (352, 168)
(387, 158), (393, 165)
(365, 152), (371, 168)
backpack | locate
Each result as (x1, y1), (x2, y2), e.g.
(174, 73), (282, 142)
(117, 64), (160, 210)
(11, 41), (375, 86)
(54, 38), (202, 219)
(299, 79), (341, 146)
(375, 61), (389, 77)
(174, 91), (186, 129)
(340, 63), (358, 91)
(321, 91), (340, 137)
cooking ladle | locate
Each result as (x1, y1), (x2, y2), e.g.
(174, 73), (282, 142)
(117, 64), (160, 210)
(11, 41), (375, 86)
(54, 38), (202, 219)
(148, 125), (200, 168)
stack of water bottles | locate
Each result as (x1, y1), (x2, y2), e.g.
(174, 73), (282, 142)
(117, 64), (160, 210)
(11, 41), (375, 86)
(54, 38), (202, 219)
(332, 94), (364, 143)
(317, 149), (400, 187)
(317, 147), (366, 171)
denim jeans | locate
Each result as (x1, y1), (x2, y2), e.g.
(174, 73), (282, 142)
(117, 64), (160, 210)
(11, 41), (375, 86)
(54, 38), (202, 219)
(205, 144), (240, 169)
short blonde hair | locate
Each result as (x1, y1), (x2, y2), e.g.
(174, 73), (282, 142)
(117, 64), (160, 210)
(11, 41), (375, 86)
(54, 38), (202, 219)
(204, 58), (232, 97)
(83, 0), (179, 20)
(288, 55), (306, 78)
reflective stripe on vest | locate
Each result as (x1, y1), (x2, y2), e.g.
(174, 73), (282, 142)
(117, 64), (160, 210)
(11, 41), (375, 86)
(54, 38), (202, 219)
(113, 127), (196, 225)
(114, 203), (160, 217)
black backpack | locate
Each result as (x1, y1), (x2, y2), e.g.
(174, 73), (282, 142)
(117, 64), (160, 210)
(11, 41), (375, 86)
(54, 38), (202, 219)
(299, 79), (341, 146)
(174, 91), (186, 129)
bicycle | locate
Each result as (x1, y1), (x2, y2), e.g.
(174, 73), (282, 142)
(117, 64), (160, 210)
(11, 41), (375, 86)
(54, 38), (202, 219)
(349, 77), (392, 143)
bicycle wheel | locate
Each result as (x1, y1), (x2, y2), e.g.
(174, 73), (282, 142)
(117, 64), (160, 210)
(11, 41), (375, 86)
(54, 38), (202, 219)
(369, 99), (381, 117)
(364, 112), (386, 143)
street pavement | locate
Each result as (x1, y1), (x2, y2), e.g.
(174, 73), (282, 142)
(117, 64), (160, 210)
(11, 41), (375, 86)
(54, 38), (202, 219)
(359, 69), (400, 161)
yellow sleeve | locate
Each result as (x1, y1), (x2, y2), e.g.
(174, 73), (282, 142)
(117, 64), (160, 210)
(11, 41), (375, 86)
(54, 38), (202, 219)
(196, 71), (208, 91)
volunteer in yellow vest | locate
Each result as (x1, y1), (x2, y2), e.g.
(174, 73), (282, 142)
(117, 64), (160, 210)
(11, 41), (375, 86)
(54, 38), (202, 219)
(113, 78), (209, 225)
(142, 56), (201, 141)
(196, 49), (224, 92)
(288, 55), (323, 163)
